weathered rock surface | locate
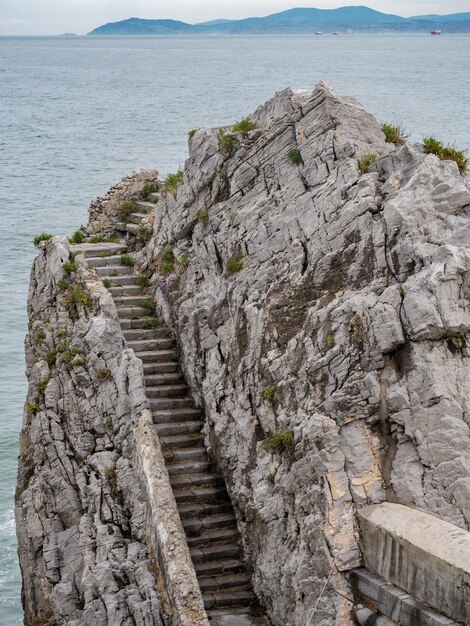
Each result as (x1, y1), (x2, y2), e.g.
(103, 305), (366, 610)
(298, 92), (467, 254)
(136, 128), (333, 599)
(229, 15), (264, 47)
(136, 82), (470, 624)
(18, 81), (470, 626)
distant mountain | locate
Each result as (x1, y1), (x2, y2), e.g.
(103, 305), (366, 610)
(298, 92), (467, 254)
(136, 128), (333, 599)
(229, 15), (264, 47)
(87, 7), (470, 35)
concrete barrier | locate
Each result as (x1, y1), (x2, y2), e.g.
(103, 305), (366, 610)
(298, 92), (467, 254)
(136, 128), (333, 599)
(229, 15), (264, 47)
(357, 503), (470, 624)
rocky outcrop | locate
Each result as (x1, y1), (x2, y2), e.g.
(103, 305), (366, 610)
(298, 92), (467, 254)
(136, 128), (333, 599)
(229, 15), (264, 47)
(17, 81), (470, 626)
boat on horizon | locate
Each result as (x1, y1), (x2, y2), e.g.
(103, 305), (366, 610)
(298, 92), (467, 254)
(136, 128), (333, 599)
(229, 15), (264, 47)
(332, 32), (339, 35)
(315, 31), (323, 35)
(431, 30), (442, 35)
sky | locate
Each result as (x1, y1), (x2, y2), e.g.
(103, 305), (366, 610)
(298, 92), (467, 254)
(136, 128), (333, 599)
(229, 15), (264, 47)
(1, 0), (469, 35)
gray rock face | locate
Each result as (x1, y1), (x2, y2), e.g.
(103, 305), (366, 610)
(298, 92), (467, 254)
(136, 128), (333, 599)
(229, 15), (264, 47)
(18, 81), (470, 626)
(135, 82), (470, 624)
(16, 238), (165, 625)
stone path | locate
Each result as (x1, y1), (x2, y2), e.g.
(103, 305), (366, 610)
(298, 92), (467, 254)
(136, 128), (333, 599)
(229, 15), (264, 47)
(84, 243), (270, 625)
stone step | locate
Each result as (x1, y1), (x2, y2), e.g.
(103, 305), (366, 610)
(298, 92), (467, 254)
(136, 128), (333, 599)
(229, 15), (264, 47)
(203, 590), (257, 611)
(144, 372), (184, 386)
(135, 201), (156, 213)
(178, 500), (233, 520)
(109, 285), (145, 296)
(103, 274), (138, 286)
(160, 432), (204, 449)
(71, 243), (127, 257)
(87, 254), (128, 267)
(143, 362), (179, 375)
(194, 559), (245, 578)
(117, 306), (149, 319)
(170, 472), (223, 490)
(163, 446), (207, 463)
(146, 384), (188, 398)
(191, 543), (241, 564)
(116, 222), (139, 234)
(187, 527), (239, 550)
(150, 397), (193, 410)
(172, 484), (228, 504)
(128, 339), (175, 353)
(155, 420), (202, 436)
(183, 513), (237, 536)
(207, 607), (270, 624)
(148, 192), (159, 203)
(112, 294), (153, 307)
(95, 265), (133, 277)
(123, 328), (170, 341)
(120, 317), (163, 330)
(198, 572), (251, 593)
(167, 459), (210, 476)
(153, 408), (202, 424)
(137, 350), (175, 363)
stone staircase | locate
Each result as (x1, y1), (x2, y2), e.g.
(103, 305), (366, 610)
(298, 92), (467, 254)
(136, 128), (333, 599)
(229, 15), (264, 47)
(81, 243), (270, 625)
(115, 200), (155, 237)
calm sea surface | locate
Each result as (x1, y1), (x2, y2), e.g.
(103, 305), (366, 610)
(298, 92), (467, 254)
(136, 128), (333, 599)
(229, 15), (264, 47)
(1, 34), (469, 623)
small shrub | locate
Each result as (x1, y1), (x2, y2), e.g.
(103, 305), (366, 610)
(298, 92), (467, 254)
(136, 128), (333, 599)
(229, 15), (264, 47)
(88, 235), (104, 243)
(63, 258), (77, 275)
(288, 148), (302, 165)
(105, 232), (120, 243)
(382, 123), (406, 146)
(139, 298), (156, 315)
(162, 170), (184, 198)
(27, 402), (39, 415)
(46, 350), (57, 367)
(73, 355), (86, 367)
(69, 230), (85, 244)
(102, 278), (111, 288)
(57, 278), (69, 292)
(232, 118), (257, 135)
(325, 334), (335, 349)
(267, 430), (294, 455)
(138, 224), (152, 241)
(143, 318), (160, 329)
(105, 468), (123, 504)
(38, 377), (50, 394)
(141, 183), (157, 200)
(33, 233), (53, 247)
(188, 129), (197, 138)
(225, 253), (245, 275)
(96, 367), (112, 381)
(197, 207), (209, 227)
(178, 254), (190, 268)
(120, 201), (137, 222)
(71, 283), (89, 306)
(358, 153), (377, 174)
(34, 331), (46, 345)
(136, 275), (148, 288)
(218, 129), (235, 157)
(121, 254), (135, 267)
(423, 137), (468, 173)
(262, 385), (276, 404)
(161, 246), (175, 274)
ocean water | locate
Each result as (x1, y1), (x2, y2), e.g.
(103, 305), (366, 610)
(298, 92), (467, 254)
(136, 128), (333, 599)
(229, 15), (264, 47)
(1, 34), (469, 624)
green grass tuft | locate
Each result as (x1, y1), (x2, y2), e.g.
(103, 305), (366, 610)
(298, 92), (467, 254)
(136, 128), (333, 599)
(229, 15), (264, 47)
(188, 129), (197, 138)
(325, 334), (335, 349)
(218, 129), (235, 157)
(161, 246), (175, 274)
(141, 183), (157, 200)
(119, 201), (137, 221)
(197, 207), (209, 227)
(96, 367), (112, 381)
(358, 153), (378, 174)
(105, 232), (120, 243)
(178, 254), (190, 268)
(102, 278), (111, 289)
(33, 233), (53, 247)
(225, 253), (245, 276)
(288, 148), (302, 165)
(162, 170), (184, 198)
(423, 136), (468, 173)
(120, 254), (135, 267)
(231, 118), (257, 135)
(63, 257), (77, 275)
(262, 385), (276, 404)
(27, 402), (39, 415)
(142, 318), (160, 329)
(139, 298), (156, 315)
(382, 123), (406, 146)
(138, 224), (152, 241)
(69, 230), (85, 244)
(267, 430), (294, 455)
(136, 275), (148, 288)
(71, 283), (89, 306)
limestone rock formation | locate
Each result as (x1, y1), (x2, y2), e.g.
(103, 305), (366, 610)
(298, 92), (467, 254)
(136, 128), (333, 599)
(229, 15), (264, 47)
(17, 81), (470, 626)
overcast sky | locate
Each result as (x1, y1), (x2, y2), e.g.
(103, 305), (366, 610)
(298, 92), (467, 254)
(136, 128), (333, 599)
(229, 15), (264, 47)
(1, 0), (469, 36)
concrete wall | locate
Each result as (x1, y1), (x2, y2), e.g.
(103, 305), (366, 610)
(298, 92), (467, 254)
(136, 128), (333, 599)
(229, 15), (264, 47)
(357, 503), (470, 624)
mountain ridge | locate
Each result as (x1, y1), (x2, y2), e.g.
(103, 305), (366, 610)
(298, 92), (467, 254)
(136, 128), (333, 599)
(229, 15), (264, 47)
(88, 6), (470, 35)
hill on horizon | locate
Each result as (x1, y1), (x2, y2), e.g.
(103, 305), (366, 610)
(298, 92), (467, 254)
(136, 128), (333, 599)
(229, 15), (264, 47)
(87, 6), (470, 35)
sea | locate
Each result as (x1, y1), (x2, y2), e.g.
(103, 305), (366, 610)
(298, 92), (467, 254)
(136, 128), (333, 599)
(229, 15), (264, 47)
(1, 34), (469, 624)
